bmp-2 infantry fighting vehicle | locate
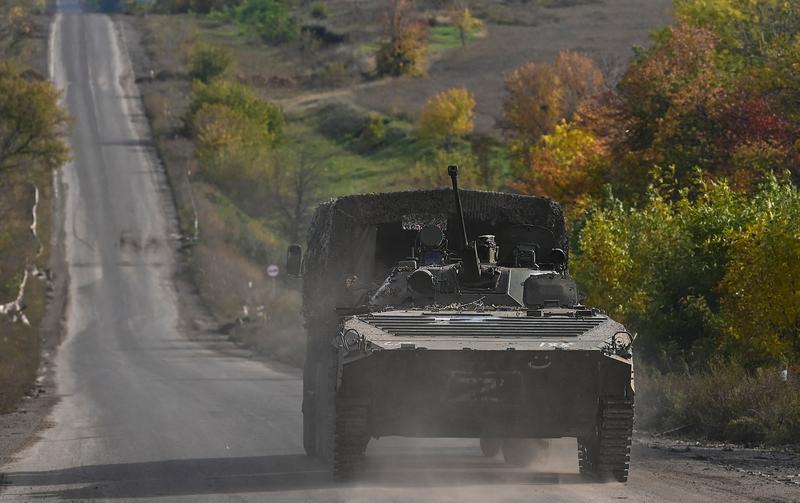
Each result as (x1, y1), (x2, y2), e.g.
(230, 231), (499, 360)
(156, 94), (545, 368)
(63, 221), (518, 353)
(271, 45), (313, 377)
(286, 167), (634, 482)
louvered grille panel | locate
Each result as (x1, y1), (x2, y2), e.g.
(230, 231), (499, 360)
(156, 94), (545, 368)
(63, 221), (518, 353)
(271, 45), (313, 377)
(360, 314), (604, 338)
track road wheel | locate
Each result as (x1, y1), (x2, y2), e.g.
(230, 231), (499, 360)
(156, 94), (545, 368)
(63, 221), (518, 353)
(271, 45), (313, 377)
(332, 398), (369, 481)
(579, 398), (634, 482)
(480, 438), (501, 458)
(502, 439), (551, 466)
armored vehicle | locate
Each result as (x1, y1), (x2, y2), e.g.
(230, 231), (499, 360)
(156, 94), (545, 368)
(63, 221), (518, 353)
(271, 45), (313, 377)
(287, 167), (634, 482)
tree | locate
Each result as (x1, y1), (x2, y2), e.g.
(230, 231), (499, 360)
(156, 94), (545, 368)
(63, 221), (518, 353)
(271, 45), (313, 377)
(268, 147), (331, 243)
(553, 51), (605, 120)
(1, 5), (33, 44)
(416, 87), (475, 143)
(502, 62), (564, 145)
(193, 103), (272, 194)
(449, 3), (484, 47)
(511, 121), (609, 209)
(502, 52), (604, 149)
(375, 0), (429, 77)
(0, 63), (69, 175)
(720, 176), (800, 367)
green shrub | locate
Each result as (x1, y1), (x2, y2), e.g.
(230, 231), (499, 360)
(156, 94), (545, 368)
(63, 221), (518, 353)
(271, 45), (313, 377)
(359, 113), (387, 148)
(573, 171), (800, 368)
(189, 43), (234, 84)
(232, 0), (299, 44)
(189, 79), (284, 145)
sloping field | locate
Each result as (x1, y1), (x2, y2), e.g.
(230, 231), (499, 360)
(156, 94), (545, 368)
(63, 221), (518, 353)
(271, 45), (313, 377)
(353, 0), (673, 132)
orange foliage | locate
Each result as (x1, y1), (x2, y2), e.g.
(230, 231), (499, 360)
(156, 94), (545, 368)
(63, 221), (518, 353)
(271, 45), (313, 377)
(511, 122), (609, 209)
(375, 0), (429, 77)
(502, 52), (604, 147)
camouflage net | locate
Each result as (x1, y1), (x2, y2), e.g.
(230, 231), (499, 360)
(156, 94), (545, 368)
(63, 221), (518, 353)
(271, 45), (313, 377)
(302, 189), (566, 333)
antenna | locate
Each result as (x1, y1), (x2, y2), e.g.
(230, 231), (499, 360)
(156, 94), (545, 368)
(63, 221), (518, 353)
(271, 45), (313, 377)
(448, 165), (468, 250)
(448, 165), (480, 281)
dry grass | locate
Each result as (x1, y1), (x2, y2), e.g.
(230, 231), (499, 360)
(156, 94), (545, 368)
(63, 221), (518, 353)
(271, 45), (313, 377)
(637, 362), (800, 446)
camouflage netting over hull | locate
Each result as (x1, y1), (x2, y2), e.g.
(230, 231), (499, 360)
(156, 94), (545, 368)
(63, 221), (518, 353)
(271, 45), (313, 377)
(302, 189), (565, 335)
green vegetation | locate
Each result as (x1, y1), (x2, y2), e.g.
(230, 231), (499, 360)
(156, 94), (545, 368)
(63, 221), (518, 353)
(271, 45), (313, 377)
(416, 87), (476, 144)
(428, 25), (480, 52)
(189, 78), (283, 144)
(573, 171), (799, 369)
(0, 62), (70, 175)
(188, 43), (234, 83)
(218, 0), (299, 44)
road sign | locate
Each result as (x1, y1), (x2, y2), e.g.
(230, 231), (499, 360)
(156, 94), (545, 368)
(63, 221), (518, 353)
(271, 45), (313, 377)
(267, 264), (280, 278)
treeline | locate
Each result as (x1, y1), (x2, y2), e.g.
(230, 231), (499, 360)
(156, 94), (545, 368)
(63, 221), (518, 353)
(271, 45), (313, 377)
(546, 1), (799, 370)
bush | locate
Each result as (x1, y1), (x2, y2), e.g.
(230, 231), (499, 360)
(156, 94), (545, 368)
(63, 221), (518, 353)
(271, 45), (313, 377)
(189, 79), (284, 146)
(416, 87), (475, 143)
(321, 62), (347, 87)
(637, 362), (800, 445)
(231, 0), (299, 45)
(359, 113), (387, 149)
(573, 172), (800, 368)
(375, 0), (429, 77)
(189, 43), (234, 84)
(193, 103), (271, 192)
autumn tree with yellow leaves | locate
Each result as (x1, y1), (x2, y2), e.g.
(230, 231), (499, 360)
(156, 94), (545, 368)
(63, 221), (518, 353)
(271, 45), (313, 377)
(416, 87), (476, 144)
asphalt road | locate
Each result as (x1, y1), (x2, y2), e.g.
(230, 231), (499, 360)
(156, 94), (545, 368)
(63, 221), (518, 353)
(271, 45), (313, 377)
(0, 3), (797, 502)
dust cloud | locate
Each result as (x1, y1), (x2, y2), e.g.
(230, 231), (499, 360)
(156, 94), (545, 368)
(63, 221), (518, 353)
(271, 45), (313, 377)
(317, 437), (589, 503)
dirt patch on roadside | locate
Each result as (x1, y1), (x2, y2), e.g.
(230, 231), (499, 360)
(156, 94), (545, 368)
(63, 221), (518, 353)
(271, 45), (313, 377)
(631, 434), (800, 501)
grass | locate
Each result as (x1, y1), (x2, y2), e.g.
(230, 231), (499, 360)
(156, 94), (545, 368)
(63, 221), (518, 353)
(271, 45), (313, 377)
(428, 25), (483, 52)
(286, 104), (433, 196)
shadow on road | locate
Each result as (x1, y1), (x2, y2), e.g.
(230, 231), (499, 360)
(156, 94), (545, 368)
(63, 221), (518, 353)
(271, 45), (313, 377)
(5, 451), (591, 499)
